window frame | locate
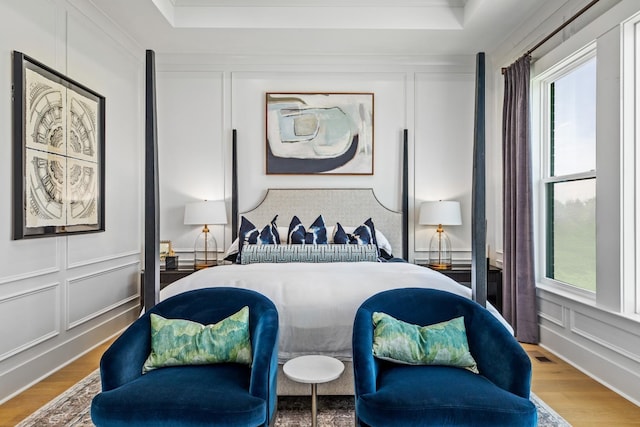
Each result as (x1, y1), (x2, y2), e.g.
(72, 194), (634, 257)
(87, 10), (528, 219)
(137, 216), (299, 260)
(622, 13), (640, 315)
(533, 43), (597, 299)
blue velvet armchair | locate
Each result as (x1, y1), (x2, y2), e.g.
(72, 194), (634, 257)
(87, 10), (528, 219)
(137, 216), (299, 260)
(91, 287), (279, 427)
(352, 288), (536, 427)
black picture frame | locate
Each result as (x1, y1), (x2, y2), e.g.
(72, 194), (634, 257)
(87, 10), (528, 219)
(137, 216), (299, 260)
(12, 51), (106, 239)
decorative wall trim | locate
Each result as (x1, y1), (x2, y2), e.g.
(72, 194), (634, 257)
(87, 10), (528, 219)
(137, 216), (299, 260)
(538, 311), (566, 329)
(0, 266), (60, 286)
(537, 298), (566, 328)
(570, 310), (640, 364)
(67, 295), (139, 331)
(66, 261), (140, 330)
(66, 250), (141, 270)
(0, 240), (62, 285)
(158, 53), (477, 70)
(0, 283), (60, 362)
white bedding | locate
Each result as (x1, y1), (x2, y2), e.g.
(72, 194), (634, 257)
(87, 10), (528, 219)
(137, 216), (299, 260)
(160, 261), (512, 362)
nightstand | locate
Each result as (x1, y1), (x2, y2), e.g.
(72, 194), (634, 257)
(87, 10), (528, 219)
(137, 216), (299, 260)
(160, 267), (196, 289)
(419, 264), (503, 313)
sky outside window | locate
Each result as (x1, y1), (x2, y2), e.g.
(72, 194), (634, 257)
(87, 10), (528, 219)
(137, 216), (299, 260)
(552, 56), (596, 179)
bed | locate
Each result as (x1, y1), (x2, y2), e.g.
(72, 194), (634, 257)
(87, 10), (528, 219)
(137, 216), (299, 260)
(144, 54), (493, 396)
(158, 187), (511, 395)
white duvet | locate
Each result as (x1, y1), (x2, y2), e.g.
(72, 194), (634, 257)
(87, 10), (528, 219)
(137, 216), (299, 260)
(160, 262), (512, 362)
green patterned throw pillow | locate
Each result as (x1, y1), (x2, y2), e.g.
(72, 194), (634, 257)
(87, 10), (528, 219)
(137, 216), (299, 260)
(372, 312), (478, 373)
(142, 306), (252, 374)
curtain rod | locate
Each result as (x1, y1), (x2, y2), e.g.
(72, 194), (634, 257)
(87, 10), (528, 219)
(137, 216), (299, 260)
(501, 0), (601, 74)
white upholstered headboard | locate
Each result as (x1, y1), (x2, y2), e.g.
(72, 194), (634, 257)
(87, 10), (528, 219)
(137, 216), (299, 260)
(239, 188), (403, 258)
(230, 129), (409, 259)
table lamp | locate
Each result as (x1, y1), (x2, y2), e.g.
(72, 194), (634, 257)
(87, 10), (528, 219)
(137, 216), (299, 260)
(184, 200), (227, 269)
(419, 200), (462, 269)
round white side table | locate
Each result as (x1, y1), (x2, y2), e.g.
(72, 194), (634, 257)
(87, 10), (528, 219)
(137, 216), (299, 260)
(283, 355), (345, 427)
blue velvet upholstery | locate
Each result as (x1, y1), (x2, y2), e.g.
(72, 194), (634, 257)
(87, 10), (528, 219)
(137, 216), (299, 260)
(91, 288), (279, 427)
(352, 288), (536, 427)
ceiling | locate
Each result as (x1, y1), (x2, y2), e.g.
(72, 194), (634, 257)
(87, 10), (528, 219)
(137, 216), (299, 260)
(89, 0), (558, 56)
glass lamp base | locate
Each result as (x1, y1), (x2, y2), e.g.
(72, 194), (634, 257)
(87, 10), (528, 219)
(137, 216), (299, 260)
(428, 229), (452, 270)
(194, 231), (217, 270)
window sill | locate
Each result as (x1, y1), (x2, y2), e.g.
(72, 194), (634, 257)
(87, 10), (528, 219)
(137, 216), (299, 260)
(536, 282), (640, 324)
(536, 281), (596, 306)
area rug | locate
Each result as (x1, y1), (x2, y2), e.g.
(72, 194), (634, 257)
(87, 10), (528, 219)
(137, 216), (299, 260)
(17, 369), (571, 426)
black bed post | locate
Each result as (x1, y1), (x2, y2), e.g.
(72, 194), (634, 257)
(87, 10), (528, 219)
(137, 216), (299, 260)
(472, 52), (487, 308)
(402, 129), (409, 261)
(232, 129), (238, 240)
(143, 49), (160, 309)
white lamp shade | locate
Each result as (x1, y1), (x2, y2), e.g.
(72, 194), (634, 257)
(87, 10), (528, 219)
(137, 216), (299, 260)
(184, 201), (227, 226)
(419, 201), (462, 226)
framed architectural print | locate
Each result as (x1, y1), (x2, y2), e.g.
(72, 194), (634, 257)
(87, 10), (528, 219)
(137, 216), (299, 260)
(159, 240), (172, 260)
(12, 51), (106, 239)
(266, 92), (374, 174)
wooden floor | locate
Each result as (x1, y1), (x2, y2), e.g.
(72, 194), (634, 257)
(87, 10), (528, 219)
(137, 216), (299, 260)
(0, 342), (639, 426)
(522, 343), (640, 426)
(0, 339), (114, 427)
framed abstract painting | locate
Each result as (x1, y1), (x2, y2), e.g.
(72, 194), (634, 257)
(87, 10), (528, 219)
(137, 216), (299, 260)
(12, 51), (106, 239)
(266, 92), (374, 175)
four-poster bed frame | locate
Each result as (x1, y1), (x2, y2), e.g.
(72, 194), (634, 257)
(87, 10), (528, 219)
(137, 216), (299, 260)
(143, 51), (488, 312)
(140, 51), (490, 396)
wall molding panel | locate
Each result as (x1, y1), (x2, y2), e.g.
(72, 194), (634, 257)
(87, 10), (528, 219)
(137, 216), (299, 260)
(67, 261), (140, 329)
(0, 266), (61, 287)
(67, 295), (139, 331)
(158, 53), (476, 72)
(538, 297), (566, 328)
(67, 250), (141, 270)
(0, 240), (62, 286)
(570, 310), (640, 365)
(0, 284), (60, 362)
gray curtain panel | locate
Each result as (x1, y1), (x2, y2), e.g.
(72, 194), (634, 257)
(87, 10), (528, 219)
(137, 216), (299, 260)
(502, 55), (538, 344)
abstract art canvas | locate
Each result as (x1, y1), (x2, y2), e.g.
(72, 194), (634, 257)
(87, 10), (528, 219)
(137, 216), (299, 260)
(266, 92), (374, 174)
(12, 51), (105, 239)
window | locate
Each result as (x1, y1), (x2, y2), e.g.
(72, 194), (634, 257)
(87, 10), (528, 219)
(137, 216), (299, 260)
(540, 52), (597, 293)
